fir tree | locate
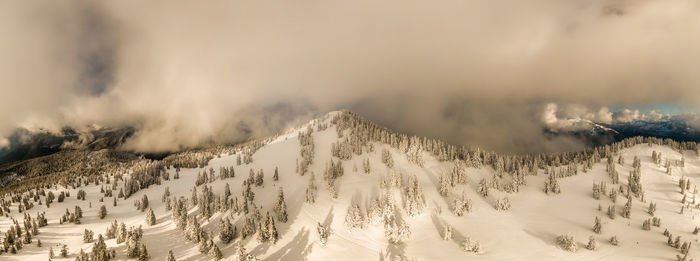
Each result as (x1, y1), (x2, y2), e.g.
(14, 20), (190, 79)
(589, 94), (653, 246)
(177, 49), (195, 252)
(146, 208), (156, 226)
(586, 236), (597, 250)
(167, 250), (176, 261)
(60, 244), (69, 257)
(98, 205), (107, 219)
(593, 217), (602, 234)
(209, 244), (223, 260)
(275, 188), (288, 223)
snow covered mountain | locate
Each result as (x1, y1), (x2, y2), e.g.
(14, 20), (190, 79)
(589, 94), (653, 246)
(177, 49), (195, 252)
(0, 111), (699, 260)
(544, 116), (700, 149)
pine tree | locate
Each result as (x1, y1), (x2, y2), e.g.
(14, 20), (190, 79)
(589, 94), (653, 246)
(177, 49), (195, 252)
(586, 236), (597, 250)
(273, 167), (279, 181)
(477, 178), (489, 197)
(442, 223), (453, 241)
(138, 243), (149, 261)
(219, 218), (236, 244)
(593, 217), (602, 234)
(556, 235), (577, 252)
(61, 244), (69, 257)
(266, 214), (279, 244)
(146, 208), (156, 226)
(275, 188), (288, 223)
(317, 222), (330, 246)
(98, 205), (107, 219)
(141, 195), (149, 212)
(167, 250), (176, 261)
(209, 244), (223, 260)
(643, 219), (651, 230)
(83, 229), (94, 243)
(610, 235), (619, 246)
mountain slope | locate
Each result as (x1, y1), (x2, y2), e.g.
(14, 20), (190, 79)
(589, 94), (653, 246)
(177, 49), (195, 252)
(0, 111), (699, 260)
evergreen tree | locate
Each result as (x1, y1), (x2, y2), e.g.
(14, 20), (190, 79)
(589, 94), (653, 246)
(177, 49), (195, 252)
(586, 236), (597, 250)
(219, 218), (236, 244)
(167, 250), (176, 261)
(209, 244), (223, 260)
(275, 188), (288, 223)
(146, 208), (156, 226)
(593, 217), (602, 234)
(99, 205), (107, 219)
(610, 235), (619, 246)
(60, 244), (69, 257)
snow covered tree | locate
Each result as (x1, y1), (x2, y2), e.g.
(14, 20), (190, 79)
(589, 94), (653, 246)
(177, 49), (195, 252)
(544, 172), (561, 194)
(275, 188), (288, 223)
(556, 235), (577, 252)
(494, 197), (511, 211)
(384, 217), (410, 244)
(98, 205), (107, 219)
(477, 178), (489, 197)
(609, 235), (619, 246)
(593, 217), (602, 234)
(266, 213), (279, 244)
(90, 234), (110, 261)
(453, 192), (472, 217)
(167, 250), (176, 261)
(586, 236), (597, 250)
(140, 195), (149, 212)
(363, 158), (371, 174)
(643, 219), (651, 230)
(61, 244), (69, 257)
(403, 175), (426, 216)
(648, 202), (656, 216)
(461, 237), (482, 254)
(255, 169), (264, 186)
(191, 186), (198, 206)
(381, 149), (394, 168)
(317, 222), (330, 246)
(146, 208), (156, 226)
(273, 167), (279, 181)
(219, 218), (236, 244)
(621, 197), (632, 219)
(344, 204), (366, 230)
(186, 216), (202, 243)
(209, 244), (223, 260)
(83, 229), (94, 243)
(439, 174), (451, 197)
(442, 223), (453, 241)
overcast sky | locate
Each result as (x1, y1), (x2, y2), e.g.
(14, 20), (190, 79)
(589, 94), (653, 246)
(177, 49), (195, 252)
(1, 0), (699, 153)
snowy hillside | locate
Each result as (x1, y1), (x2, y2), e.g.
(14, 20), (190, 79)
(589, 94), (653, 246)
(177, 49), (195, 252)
(1, 111), (699, 261)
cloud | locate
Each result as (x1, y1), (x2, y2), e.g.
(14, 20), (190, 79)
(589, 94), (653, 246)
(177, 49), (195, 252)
(1, 0), (700, 153)
(0, 138), (8, 150)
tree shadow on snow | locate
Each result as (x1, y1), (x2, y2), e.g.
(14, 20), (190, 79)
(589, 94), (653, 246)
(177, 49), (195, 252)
(255, 227), (313, 261)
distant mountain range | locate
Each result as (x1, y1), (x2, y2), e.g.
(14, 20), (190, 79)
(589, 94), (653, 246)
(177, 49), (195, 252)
(0, 127), (136, 166)
(545, 116), (700, 149)
(1, 114), (698, 167)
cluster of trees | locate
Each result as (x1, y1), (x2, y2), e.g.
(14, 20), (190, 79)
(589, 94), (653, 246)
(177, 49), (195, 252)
(461, 237), (482, 254)
(60, 206), (83, 224)
(1, 212), (45, 254)
(494, 197), (511, 211)
(556, 235), (577, 252)
(403, 175), (426, 216)
(297, 127), (315, 176)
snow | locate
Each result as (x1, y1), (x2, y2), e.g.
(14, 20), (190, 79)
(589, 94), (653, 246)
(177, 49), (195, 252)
(2, 115), (700, 260)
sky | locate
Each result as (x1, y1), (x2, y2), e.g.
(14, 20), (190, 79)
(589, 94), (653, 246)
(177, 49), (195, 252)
(1, 0), (699, 153)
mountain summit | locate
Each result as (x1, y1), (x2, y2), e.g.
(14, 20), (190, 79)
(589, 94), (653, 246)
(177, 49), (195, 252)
(0, 111), (698, 260)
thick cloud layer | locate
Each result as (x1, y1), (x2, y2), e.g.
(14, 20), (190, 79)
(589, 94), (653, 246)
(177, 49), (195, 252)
(1, 0), (699, 153)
